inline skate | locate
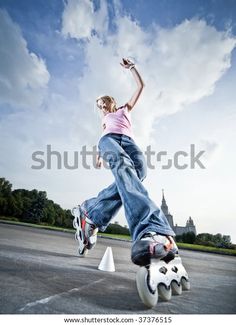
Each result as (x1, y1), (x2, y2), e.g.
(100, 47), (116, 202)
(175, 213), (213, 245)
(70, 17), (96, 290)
(132, 232), (190, 308)
(71, 205), (98, 256)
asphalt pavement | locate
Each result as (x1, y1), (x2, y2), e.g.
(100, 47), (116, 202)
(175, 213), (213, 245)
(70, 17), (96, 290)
(0, 222), (236, 314)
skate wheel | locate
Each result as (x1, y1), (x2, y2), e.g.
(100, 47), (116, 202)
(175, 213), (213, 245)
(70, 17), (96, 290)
(136, 267), (158, 308)
(87, 241), (95, 250)
(73, 219), (77, 229)
(78, 247), (88, 257)
(171, 281), (182, 295)
(71, 207), (77, 217)
(158, 283), (172, 301)
(75, 232), (79, 241)
(181, 278), (190, 290)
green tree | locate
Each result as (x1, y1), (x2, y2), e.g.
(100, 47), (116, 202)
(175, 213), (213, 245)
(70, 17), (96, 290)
(175, 235), (183, 242)
(195, 232), (232, 248)
(104, 223), (130, 235)
(42, 200), (57, 225)
(195, 233), (214, 246)
(1, 177), (79, 229)
(221, 235), (232, 248)
(182, 232), (196, 244)
(0, 178), (12, 196)
(27, 191), (47, 224)
(64, 209), (73, 228)
(0, 177), (12, 215)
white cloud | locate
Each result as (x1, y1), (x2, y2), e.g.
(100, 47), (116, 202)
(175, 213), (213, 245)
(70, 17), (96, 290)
(60, 2), (236, 148)
(199, 139), (219, 162)
(0, 10), (50, 109)
(61, 0), (94, 39)
(153, 19), (235, 104)
(61, 0), (108, 40)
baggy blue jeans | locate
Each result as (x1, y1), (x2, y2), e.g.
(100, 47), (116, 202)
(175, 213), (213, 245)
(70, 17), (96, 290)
(80, 133), (175, 242)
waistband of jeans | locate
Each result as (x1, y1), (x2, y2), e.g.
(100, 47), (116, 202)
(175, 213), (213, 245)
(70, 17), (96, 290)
(103, 132), (133, 141)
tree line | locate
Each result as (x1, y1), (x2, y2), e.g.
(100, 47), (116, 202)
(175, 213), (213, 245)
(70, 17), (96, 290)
(175, 231), (233, 249)
(0, 177), (72, 228)
(0, 177), (130, 233)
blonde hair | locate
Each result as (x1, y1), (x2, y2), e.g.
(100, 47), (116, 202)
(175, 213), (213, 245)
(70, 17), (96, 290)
(96, 95), (117, 113)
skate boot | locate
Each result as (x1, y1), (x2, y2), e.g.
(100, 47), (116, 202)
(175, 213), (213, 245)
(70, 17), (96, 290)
(131, 232), (178, 266)
(132, 232), (190, 308)
(71, 205), (98, 257)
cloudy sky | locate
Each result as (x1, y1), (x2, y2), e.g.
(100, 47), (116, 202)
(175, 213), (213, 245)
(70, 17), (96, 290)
(0, 0), (236, 242)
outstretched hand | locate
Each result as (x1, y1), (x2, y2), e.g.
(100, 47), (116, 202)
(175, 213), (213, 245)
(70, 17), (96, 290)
(120, 57), (135, 69)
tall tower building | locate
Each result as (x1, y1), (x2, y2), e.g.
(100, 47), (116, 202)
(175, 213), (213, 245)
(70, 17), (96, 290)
(161, 189), (174, 229)
(161, 190), (197, 236)
(185, 216), (196, 235)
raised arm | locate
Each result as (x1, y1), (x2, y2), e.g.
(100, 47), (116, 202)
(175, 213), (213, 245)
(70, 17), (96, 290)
(120, 58), (145, 111)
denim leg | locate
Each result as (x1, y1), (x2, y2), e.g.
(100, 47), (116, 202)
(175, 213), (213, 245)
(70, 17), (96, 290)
(81, 135), (147, 231)
(81, 182), (122, 231)
(98, 134), (175, 241)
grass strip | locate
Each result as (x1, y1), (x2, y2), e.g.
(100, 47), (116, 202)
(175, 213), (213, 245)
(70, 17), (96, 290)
(1, 218), (235, 256)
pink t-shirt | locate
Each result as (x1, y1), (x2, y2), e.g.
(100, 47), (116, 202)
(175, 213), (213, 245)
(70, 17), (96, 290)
(101, 105), (134, 139)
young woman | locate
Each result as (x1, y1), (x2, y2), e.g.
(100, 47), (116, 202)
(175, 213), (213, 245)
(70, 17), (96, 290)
(72, 58), (178, 266)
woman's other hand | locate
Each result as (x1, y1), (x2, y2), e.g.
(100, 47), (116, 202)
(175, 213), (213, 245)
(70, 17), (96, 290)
(96, 155), (102, 168)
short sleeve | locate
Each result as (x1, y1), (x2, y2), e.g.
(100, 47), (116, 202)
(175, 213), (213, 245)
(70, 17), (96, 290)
(118, 105), (128, 112)
(123, 104), (131, 114)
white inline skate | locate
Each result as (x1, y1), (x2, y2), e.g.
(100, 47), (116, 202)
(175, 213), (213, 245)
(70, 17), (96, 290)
(132, 232), (190, 308)
(71, 205), (98, 256)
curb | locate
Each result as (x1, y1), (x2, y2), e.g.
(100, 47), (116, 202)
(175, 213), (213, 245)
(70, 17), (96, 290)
(0, 219), (74, 234)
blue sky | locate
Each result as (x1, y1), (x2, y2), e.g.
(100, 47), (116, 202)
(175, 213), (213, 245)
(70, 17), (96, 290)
(1, 0), (236, 77)
(0, 0), (236, 242)
(124, 0), (236, 30)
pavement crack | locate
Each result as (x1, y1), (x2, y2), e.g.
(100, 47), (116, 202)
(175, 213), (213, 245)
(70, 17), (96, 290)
(19, 278), (105, 312)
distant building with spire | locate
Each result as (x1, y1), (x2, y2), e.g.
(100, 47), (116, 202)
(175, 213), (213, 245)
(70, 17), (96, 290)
(161, 190), (197, 236)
